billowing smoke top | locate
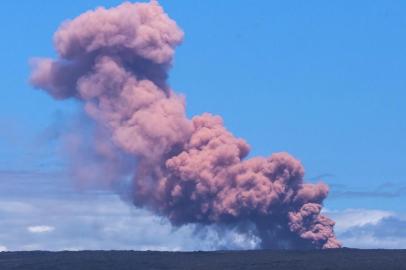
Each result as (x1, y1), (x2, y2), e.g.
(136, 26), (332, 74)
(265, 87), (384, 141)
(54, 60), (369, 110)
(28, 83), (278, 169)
(30, 1), (341, 249)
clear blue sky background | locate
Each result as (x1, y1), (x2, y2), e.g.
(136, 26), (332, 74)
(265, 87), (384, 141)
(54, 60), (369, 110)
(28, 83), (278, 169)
(0, 0), (405, 250)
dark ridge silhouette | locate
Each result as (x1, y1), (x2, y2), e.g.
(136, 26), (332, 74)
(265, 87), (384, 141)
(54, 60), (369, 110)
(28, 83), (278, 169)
(1, 249), (406, 270)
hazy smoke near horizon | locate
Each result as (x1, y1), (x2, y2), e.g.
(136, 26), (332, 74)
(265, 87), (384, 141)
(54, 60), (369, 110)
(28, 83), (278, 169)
(30, 1), (341, 249)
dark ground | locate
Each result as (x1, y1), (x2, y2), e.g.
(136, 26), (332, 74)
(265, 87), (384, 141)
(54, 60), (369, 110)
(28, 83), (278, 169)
(0, 249), (405, 270)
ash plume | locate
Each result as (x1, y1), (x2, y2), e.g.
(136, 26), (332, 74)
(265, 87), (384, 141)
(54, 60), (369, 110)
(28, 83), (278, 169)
(30, 1), (341, 249)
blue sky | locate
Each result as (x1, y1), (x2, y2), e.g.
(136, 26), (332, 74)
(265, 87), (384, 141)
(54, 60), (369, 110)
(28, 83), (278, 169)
(0, 0), (405, 250)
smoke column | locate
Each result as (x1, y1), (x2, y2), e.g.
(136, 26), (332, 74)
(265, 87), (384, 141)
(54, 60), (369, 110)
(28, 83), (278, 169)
(30, 1), (341, 249)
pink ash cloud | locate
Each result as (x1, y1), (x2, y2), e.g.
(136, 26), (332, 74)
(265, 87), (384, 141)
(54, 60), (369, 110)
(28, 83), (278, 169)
(30, 1), (341, 249)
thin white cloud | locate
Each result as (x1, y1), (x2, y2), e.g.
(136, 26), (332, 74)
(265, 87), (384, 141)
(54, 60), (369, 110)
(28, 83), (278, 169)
(338, 216), (406, 249)
(341, 234), (406, 249)
(324, 208), (394, 233)
(323, 208), (406, 249)
(0, 201), (36, 214)
(1, 174), (406, 251)
(0, 245), (7, 252)
(27, 225), (55, 234)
